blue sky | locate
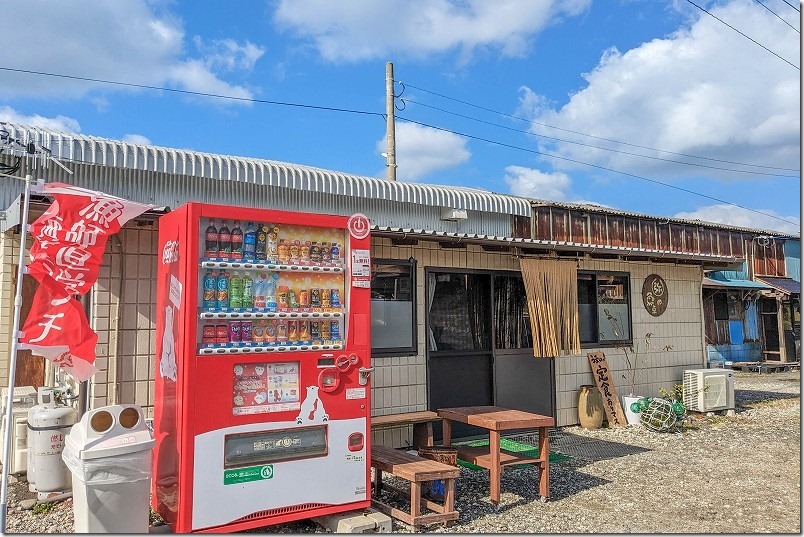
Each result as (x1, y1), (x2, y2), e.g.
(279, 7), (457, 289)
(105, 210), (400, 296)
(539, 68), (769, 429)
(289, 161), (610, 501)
(0, 0), (800, 233)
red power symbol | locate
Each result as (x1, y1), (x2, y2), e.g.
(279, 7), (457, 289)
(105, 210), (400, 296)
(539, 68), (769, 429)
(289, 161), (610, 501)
(347, 213), (370, 239)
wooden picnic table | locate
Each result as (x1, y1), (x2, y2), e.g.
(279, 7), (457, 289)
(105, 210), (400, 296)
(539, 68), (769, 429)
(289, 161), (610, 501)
(437, 406), (555, 506)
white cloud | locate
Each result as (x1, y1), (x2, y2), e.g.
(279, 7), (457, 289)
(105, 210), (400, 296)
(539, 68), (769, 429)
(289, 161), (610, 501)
(503, 165), (573, 201)
(0, 1), (264, 102)
(274, 0), (591, 62)
(376, 122), (470, 181)
(0, 107), (81, 133)
(675, 204), (800, 235)
(122, 134), (152, 145)
(523, 0), (800, 178)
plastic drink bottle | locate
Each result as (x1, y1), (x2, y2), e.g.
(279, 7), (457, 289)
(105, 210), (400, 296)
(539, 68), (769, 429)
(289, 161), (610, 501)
(216, 272), (230, 309)
(229, 273), (243, 309)
(205, 219), (218, 258)
(265, 275), (277, 308)
(243, 222), (256, 260)
(255, 224), (268, 261)
(231, 221), (244, 259)
(218, 220), (232, 259)
(202, 270), (217, 309)
(241, 273), (254, 309)
(253, 273), (267, 309)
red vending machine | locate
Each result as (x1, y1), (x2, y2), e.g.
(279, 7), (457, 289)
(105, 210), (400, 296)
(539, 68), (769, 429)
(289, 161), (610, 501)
(152, 203), (373, 532)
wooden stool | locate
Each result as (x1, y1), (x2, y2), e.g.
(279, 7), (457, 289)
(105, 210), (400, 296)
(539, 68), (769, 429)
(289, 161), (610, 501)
(370, 445), (459, 528)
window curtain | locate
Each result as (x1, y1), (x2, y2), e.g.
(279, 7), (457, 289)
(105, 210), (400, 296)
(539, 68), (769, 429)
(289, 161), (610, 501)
(519, 258), (581, 358)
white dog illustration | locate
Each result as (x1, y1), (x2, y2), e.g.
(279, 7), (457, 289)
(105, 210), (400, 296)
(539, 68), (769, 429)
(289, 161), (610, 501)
(160, 305), (177, 381)
(296, 385), (328, 424)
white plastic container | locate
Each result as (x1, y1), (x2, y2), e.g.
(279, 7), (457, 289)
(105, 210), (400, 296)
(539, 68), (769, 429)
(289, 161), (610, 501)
(27, 388), (77, 496)
(63, 404), (155, 533)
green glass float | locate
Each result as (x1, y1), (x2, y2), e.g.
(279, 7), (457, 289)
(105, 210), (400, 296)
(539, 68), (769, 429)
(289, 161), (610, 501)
(630, 401), (642, 413)
(640, 397), (678, 432)
(638, 397), (651, 411)
(671, 400), (686, 417)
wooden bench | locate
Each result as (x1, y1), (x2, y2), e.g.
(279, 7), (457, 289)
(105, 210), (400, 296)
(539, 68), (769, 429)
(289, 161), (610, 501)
(371, 411), (440, 449)
(370, 445), (460, 528)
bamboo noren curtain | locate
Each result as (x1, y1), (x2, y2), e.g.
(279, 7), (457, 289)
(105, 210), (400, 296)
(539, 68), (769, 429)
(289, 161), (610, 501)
(519, 258), (581, 358)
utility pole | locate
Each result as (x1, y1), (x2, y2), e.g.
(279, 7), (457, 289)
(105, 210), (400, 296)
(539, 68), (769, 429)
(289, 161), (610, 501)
(385, 62), (397, 181)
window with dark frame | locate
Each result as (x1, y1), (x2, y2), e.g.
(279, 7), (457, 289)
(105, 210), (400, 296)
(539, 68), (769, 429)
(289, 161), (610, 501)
(578, 271), (632, 346)
(370, 259), (417, 356)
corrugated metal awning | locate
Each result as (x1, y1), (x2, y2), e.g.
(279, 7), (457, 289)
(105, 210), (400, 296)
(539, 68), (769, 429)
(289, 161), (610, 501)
(702, 276), (772, 290)
(756, 277), (801, 296)
(1, 122), (532, 217)
(372, 226), (740, 263)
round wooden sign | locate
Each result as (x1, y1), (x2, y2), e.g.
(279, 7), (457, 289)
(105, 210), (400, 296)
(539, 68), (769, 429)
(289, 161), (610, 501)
(642, 274), (668, 317)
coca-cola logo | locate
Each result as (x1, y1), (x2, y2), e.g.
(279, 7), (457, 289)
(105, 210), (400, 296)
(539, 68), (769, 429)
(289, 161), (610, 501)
(162, 240), (180, 265)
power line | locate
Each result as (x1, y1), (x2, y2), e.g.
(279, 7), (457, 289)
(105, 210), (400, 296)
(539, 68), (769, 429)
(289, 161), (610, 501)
(685, 0), (800, 69)
(780, 0), (800, 13)
(753, 0), (800, 33)
(399, 81), (800, 173)
(396, 115), (799, 227)
(0, 66), (385, 118)
(402, 97), (798, 178)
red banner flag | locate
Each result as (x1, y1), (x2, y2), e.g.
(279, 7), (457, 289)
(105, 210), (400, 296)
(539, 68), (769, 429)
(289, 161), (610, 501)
(21, 183), (152, 381)
(20, 284), (99, 381)
(27, 183), (152, 296)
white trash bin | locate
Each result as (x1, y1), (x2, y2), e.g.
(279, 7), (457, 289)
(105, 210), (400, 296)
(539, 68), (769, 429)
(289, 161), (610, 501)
(62, 405), (155, 533)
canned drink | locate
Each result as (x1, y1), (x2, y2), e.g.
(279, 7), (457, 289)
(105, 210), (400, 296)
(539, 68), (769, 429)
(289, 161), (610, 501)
(310, 288), (321, 308)
(330, 320), (340, 341)
(330, 242), (340, 263)
(330, 288), (341, 308)
(310, 242), (321, 263)
(310, 320), (321, 340)
(320, 319), (331, 340)
(240, 320), (252, 344)
(202, 323), (216, 345)
(299, 289), (310, 307)
(276, 319), (288, 342)
(252, 320), (265, 344)
(264, 319), (277, 343)
(228, 321), (242, 343)
(299, 320), (310, 341)
(277, 239), (290, 263)
(287, 320), (298, 342)
(277, 286), (289, 309)
(289, 240), (300, 263)
(288, 290), (299, 309)
(300, 241), (311, 263)
(216, 324), (229, 344)
(321, 289), (331, 308)
(320, 242), (331, 264)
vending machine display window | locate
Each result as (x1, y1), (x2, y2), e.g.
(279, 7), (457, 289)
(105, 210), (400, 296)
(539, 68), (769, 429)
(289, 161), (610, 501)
(232, 362), (300, 416)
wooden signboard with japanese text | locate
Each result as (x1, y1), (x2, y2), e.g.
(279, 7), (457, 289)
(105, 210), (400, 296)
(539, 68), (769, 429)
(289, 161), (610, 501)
(587, 352), (627, 428)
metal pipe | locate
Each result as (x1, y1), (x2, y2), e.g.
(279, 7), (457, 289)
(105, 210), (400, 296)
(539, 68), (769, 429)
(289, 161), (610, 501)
(1, 174), (34, 531)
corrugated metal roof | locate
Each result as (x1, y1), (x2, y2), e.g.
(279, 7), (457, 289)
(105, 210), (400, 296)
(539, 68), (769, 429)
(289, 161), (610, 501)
(756, 276), (801, 295)
(372, 225), (740, 263)
(529, 198), (800, 238)
(1, 122), (531, 217)
(702, 276), (771, 290)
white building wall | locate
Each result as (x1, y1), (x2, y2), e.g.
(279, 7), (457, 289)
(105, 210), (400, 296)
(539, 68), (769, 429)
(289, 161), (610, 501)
(553, 258), (706, 427)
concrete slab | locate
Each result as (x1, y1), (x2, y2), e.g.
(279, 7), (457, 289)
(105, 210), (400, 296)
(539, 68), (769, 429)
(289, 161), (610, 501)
(313, 508), (392, 533)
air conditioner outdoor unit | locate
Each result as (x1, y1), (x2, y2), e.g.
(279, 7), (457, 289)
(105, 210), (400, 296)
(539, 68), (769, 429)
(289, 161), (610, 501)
(683, 368), (735, 412)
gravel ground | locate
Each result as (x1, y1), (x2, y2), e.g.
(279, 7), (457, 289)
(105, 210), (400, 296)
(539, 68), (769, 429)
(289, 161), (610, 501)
(4, 370), (800, 533)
